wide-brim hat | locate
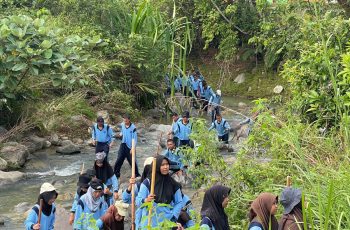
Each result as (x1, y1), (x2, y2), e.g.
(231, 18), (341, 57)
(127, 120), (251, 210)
(280, 187), (302, 214)
(40, 183), (56, 194)
(115, 200), (129, 217)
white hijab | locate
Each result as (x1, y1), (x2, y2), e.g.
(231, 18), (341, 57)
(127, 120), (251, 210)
(81, 186), (103, 212)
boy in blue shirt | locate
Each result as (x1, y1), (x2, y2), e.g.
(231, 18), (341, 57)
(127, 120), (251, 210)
(209, 113), (231, 144)
(91, 116), (114, 159)
(209, 90), (222, 122)
(168, 112), (182, 147)
(174, 111), (192, 147)
(200, 81), (214, 112)
(113, 114), (141, 179)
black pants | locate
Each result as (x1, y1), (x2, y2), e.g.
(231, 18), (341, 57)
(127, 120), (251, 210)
(179, 140), (190, 147)
(114, 143), (140, 178)
(95, 142), (109, 159)
(219, 133), (229, 144)
(211, 106), (220, 123)
(173, 136), (179, 147)
(202, 98), (208, 112)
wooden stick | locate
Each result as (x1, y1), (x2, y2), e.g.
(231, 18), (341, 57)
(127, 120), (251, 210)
(286, 176), (292, 187)
(131, 139), (136, 230)
(148, 157), (157, 228)
(38, 199), (43, 224)
(80, 162), (84, 175)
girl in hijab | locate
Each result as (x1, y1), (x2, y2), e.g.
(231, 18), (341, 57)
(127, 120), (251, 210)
(96, 200), (129, 230)
(200, 185), (231, 230)
(279, 188), (304, 230)
(136, 155), (183, 228)
(94, 152), (119, 206)
(73, 178), (108, 229)
(24, 183), (58, 230)
(248, 193), (279, 230)
(69, 173), (92, 225)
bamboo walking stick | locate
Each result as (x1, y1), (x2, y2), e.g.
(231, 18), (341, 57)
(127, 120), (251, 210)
(148, 157), (157, 228)
(286, 176), (292, 187)
(38, 199), (43, 225)
(131, 139), (136, 230)
(80, 162), (85, 175)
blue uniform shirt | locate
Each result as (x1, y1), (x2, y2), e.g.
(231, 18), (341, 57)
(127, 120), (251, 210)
(92, 124), (114, 144)
(209, 118), (230, 137)
(191, 79), (201, 91)
(209, 94), (221, 107)
(174, 120), (192, 141)
(201, 86), (214, 100)
(163, 148), (184, 170)
(120, 123), (137, 149)
(25, 204), (56, 230)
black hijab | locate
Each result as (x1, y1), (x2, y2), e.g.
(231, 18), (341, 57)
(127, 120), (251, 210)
(37, 190), (58, 216)
(94, 159), (114, 184)
(200, 185), (231, 230)
(150, 155), (181, 204)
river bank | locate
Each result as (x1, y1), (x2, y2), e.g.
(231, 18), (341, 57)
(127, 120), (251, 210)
(0, 95), (252, 229)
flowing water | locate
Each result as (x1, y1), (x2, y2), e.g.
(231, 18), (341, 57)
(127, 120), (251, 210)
(0, 96), (252, 229)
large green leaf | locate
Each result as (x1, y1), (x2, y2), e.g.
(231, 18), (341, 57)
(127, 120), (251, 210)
(44, 49), (53, 59)
(40, 40), (52, 49)
(11, 63), (27, 71)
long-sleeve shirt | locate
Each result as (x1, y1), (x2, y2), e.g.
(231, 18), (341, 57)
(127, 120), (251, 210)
(135, 179), (183, 229)
(174, 77), (182, 91)
(163, 148), (184, 170)
(209, 94), (221, 107)
(122, 183), (142, 227)
(209, 118), (231, 137)
(174, 121), (192, 141)
(120, 123), (137, 149)
(191, 79), (201, 91)
(71, 192), (80, 213)
(171, 117), (182, 138)
(24, 204), (56, 230)
(201, 86), (214, 100)
(73, 196), (108, 230)
(91, 124), (114, 144)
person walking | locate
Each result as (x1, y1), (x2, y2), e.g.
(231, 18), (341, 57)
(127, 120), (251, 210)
(91, 116), (114, 159)
(114, 114), (141, 179)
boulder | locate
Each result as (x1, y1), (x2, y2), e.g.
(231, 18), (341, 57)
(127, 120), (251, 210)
(0, 157), (7, 170)
(28, 135), (46, 150)
(0, 170), (25, 185)
(234, 73), (246, 84)
(72, 138), (84, 145)
(44, 140), (52, 148)
(61, 136), (69, 140)
(61, 140), (74, 146)
(0, 143), (29, 168)
(273, 85), (284, 94)
(50, 134), (61, 146)
(148, 124), (172, 133)
(21, 141), (37, 154)
(56, 143), (81, 154)
(146, 108), (164, 120)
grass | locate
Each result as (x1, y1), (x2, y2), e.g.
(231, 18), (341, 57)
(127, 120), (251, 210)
(188, 50), (288, 99)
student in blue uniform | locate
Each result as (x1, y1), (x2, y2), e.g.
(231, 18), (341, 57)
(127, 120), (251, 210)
(91, 116), (114, 159)
(94, 152), (119, 206)
(174, 111), (192, 147)
(174, 73), (183, 92)
(209, 113), (231, 144)
(200, 185), (231, 230)
(209, 90), (222, 122)
(168, 112), (182, 147)
(69, 174), (91, 225)
(114, 114), (141, 179)
(163, 139), (184, 172)
(73, 178), (108, 229)
(136, 155), (183, 229)
(191, 74), (201, 98)
(200, 81), (214, 112)
(24, 183), (58, 230)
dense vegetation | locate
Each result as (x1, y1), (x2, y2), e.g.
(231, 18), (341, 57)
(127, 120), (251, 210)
(2, 0), (350, 229)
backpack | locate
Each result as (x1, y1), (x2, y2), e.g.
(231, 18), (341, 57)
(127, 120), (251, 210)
(201, 216), (213, 228)
(93, 124), (110, 140)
